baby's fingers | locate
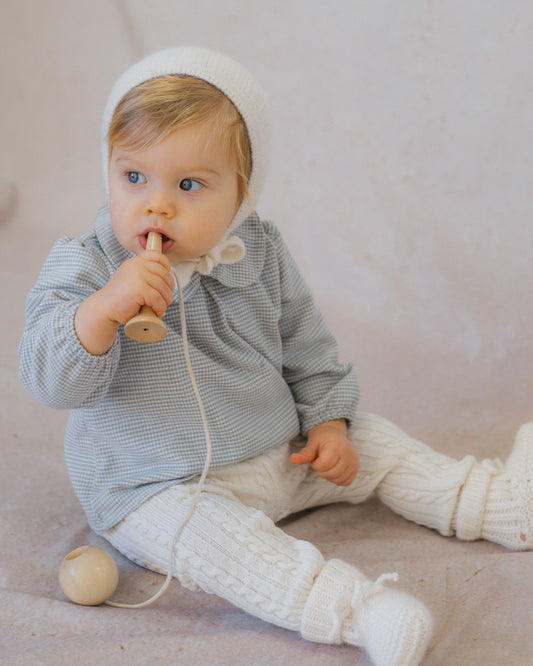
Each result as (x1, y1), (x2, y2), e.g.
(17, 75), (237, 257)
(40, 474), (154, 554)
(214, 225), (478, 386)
(311, 446), (359, 486)
(310, 446), (341, 473)
(145, 274), (174, 313)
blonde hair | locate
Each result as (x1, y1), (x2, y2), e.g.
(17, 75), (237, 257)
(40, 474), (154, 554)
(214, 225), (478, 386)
(107, 75), (252, 203)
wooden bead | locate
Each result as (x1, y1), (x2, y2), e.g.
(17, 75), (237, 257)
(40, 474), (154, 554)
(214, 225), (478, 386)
(59, 545), (119, 605)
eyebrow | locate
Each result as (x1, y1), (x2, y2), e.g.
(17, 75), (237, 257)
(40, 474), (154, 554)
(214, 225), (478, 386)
(113, 155), (222, 178)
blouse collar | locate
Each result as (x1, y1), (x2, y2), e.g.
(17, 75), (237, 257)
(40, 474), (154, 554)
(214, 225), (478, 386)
(93, 205), (266, 298)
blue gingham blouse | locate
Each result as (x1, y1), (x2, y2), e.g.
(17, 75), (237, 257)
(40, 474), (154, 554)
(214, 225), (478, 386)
(19, 206), (359, 531)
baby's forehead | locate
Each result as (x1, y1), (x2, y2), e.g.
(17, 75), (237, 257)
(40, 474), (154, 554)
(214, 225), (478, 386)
(109, 76), (239, 144)
(113, 115), (231, 155)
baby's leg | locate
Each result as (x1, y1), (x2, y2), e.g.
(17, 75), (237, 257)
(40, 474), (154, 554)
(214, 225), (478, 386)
(349, 412), (533, 550)
(103, 484), (431, 666)
(205, 412), (533, 550)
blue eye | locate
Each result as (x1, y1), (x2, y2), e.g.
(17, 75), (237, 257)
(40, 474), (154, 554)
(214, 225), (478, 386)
(127, 171), (146, 184)
(180, 178), (203, 192)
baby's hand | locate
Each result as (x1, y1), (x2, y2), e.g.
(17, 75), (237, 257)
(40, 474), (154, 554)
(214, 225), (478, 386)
(100, 251), (174, 325)
(74, 249), (174, 355)
(290, 420), (360, 486)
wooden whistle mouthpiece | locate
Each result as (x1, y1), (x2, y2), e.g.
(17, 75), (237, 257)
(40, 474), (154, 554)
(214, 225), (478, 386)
(124, 232), (168, 343)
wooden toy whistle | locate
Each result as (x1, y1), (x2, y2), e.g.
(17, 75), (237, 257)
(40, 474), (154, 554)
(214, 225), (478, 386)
(124, 231), (168, 343)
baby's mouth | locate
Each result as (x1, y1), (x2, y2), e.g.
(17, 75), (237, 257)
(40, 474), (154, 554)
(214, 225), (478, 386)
(139, 232), (174, 252)
(149, 232), (170, 243)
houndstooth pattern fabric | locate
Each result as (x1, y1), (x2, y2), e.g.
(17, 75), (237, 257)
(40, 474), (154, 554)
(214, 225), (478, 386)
(18, 206), (359, 531)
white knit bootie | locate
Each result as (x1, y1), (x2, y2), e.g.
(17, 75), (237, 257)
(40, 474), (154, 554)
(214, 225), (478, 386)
(352, 414), (533, 550)
(301, 559), (432, 666)
(454, 422), (533, 550)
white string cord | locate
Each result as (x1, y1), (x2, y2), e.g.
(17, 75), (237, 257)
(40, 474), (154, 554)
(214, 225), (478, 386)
(105, 270), (212, 608)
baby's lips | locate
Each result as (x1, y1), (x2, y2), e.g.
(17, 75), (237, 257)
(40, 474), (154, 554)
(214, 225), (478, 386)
(161, 236), (175, 253)
(138, 231), (174, 252)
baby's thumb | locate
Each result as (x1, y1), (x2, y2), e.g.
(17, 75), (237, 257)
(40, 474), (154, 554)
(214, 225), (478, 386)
(290, 441), (319, 466)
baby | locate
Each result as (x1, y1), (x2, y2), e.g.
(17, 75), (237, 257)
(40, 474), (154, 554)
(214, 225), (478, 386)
(18, 47), (533, 666)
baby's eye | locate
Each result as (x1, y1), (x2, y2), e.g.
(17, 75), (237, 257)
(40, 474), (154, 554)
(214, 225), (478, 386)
(127, 171), (146, 184)
(180, 178), (203, 192)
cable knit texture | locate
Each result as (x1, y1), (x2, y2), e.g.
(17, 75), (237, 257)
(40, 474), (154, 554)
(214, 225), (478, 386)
(105, 482), (433, 666)
(353, 414), (533, 551)
(105, 485), (324, 631)
(350, 413), (475, 536)
(102, 414), (533, 666)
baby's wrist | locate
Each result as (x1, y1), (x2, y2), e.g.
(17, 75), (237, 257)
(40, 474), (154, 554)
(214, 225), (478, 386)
(308, 418), (348, 438)
(74, 293), (120, 355)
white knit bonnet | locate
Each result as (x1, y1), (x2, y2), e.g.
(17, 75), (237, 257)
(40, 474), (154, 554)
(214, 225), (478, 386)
(101, 47), (270, 283)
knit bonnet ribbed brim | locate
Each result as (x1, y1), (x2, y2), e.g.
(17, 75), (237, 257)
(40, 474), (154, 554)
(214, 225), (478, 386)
(101, 46), (271, 235)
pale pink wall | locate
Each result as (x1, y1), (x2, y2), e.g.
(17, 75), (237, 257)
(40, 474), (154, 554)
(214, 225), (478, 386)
(2, 1), (532, 449)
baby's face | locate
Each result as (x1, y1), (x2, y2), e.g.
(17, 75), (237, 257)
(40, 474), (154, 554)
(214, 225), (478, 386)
(108, 120), (240, 263)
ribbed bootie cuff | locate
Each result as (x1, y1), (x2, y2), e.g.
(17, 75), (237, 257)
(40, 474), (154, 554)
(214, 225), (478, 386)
(300, 559), (357, 644)
(456, 463), (494, 540)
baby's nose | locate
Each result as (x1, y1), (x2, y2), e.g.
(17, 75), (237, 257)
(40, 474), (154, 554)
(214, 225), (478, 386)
(146, 189), (176, 218)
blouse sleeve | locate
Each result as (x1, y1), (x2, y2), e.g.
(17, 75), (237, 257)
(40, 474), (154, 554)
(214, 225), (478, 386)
(18, 235), (121, 409)
(268, 224), (360, 433)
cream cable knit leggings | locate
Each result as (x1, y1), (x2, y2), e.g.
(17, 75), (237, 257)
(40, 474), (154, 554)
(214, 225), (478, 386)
(103, 411), (480, 638)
